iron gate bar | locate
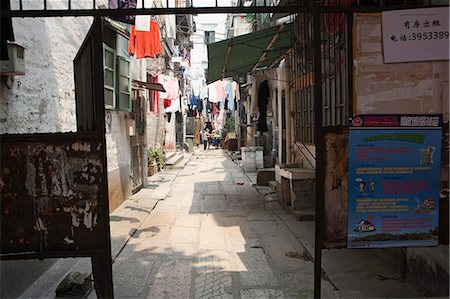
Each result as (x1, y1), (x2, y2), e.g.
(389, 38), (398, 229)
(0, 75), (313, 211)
(3, 4), (449, 18)
(312, 9), (324, 299)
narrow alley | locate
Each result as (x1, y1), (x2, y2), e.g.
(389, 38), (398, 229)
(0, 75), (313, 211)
(20, 148), (427, 299)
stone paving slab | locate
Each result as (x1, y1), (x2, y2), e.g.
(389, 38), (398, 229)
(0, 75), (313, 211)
(112, 253), (156, 298)
(240, 288), (284, 299)
(238, 248), (279, 287)
(146, 260), (192, 299)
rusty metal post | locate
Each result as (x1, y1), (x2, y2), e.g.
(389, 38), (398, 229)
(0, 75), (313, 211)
(313, 7), (325, 299)
(90, 16), (114, 299)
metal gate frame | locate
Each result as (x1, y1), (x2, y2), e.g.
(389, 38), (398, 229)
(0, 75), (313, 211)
(1, 1), (447, 298)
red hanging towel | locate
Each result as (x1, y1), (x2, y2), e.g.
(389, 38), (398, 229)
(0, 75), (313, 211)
(163, 99), (172, 108)
(150, 75), (160, 114)
(129, 21), (161, 59)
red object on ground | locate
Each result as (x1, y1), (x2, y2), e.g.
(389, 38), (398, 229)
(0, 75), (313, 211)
(235, 180), (245, 185)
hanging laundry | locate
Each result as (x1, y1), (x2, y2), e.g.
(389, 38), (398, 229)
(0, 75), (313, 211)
(191, 95), (198, 107)
(257, 80), (270, 133)
(150, 75), (160, 114)
(196, 98), (203, 113)
(135, 15), (151, 31)
(207, 83), (217, 103)
(108, 0), (137, 24)
(213, 103), (220, 115)
(129, 21), (161, 59)
(200, 80), (208, 99)
(159, 75), (180, 113)
(191, 80), (201, 97)
(164, 99), (172, 108)
(0, 0), (14, 61)
(215, 80), (225, 102)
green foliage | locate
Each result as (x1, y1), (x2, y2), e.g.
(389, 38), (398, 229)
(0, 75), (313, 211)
(148, 148), (165, 171)
(186, 138), (195, 152)
(224, 116), (235, 132)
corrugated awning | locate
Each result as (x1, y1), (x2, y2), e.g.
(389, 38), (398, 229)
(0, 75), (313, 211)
(206, 23), (293, 83)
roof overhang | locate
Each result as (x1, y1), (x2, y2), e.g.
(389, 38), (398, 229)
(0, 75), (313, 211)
(206, 22), (293, 83)
(132, 80), (166, 92)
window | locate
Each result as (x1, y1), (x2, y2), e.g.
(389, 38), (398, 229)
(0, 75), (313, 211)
(103, 43), (131, 112)
(204, 31), (215, 44)
(118, 56), (131, 111)
(103, 44), (116, 109)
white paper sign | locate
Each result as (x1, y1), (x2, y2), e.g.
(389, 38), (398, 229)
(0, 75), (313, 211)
(382, 7), (449, 63)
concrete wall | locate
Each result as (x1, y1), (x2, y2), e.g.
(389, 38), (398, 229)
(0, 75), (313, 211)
(354, 13), (449, 121)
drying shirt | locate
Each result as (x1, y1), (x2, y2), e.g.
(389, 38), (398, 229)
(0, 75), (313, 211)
(129, 21), (161, 59)
(215, 81), (225, 102)
(208, 83), (217, 103)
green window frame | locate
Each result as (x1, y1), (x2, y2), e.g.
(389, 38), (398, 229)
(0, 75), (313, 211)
(103, 44), (116, 110)
(117, 56), (131, 112)
(103, 43), (132, 112)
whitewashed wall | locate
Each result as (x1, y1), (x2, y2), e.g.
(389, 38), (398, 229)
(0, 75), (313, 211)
(0, 15), (93, 134)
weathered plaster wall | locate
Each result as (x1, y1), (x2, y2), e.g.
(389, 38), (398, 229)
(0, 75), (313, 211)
(0, 16), (93, 134)
(147, 103), (166, 150)
(324, 131), (348, 245)
(105, 111), (132, 212)
(354, 13), (449, 121)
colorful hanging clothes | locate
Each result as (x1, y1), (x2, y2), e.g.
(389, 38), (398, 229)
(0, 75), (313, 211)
(129, 21), (161, 59)
(163, 99), (172, 108)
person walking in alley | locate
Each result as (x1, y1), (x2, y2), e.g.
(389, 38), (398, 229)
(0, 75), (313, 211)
(202, 127), (210, 150)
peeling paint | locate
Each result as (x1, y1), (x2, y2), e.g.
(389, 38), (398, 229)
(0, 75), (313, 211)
(1, 139), (106, 253)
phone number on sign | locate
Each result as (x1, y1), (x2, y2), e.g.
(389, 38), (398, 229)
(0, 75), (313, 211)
(391, 31), (449, 42)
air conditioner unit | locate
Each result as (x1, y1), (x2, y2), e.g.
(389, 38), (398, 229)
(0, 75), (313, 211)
(0, 43), (25, 76)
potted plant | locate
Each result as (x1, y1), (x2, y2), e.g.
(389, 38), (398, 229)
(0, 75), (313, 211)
(147, 148), (165, 176)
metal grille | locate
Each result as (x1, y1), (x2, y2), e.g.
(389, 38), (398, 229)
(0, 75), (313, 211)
(293, 9), (351, 144)
(293, 13), (315, 144)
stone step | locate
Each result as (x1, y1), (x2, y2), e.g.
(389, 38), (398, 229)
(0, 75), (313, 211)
(165, 152), (184, 169)
(164, 151), (177, 161)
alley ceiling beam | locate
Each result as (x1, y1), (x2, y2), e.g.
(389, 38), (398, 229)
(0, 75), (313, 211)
(3, 4), (447, 18)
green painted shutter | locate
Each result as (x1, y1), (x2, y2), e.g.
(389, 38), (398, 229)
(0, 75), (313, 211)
(103, 44), (116, 110)
(117, 56), (131, 112)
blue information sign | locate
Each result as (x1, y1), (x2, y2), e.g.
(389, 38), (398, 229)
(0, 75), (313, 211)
(348, 115), (442, 248)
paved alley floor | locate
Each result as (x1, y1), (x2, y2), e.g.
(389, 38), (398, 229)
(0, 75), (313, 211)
(19, 149), (429, 299)
(107, 149), (335, 299)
